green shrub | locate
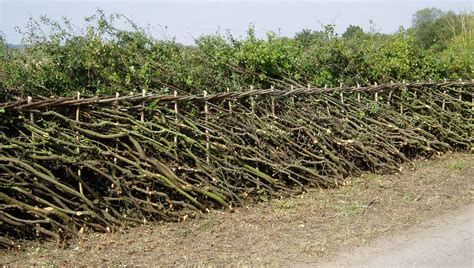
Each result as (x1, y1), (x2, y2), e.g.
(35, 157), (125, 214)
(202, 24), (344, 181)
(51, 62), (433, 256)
(0, 9), (472, 100)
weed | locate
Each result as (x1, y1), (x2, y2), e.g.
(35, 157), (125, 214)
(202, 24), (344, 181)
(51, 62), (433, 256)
(274, 199), (301, 210)
(327, 201), (364, 215)
(369, 102), (380, 114)
(451, 161), (465, 171)
(345, 203), (363, 215)
(367, 174), (385, 188)
(367, 174), (381, 181)
(201, 219), (214, 230)
(404, 193), (416, 202)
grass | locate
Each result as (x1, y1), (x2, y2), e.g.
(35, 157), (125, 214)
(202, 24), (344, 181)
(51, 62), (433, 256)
(200, 219), (214, 230)
(273, 198), (302, 209)
(451, 161), (466, 171)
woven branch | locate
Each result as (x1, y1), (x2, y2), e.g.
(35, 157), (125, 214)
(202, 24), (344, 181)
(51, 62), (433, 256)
(0, 81), (472, 247)
(1, 80), (470, 112)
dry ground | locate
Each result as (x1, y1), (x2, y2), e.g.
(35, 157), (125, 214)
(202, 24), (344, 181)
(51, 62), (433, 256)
(313, 203), (473, 267)
(1, 153), (473, 266)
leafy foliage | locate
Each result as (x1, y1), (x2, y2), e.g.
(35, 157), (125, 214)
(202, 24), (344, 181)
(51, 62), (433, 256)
(0, 9), (472, 99)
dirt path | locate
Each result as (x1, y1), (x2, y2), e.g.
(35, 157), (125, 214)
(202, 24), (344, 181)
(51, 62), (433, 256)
(305, 204), (473, 267)
(1, 153), (473, 266)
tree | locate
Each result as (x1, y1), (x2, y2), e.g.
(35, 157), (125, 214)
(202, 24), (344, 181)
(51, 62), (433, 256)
(411, 8), (467, 50)
(411, 8), (445, 48)
(294, 29), (327, 47)
(342, 25), (364, 39)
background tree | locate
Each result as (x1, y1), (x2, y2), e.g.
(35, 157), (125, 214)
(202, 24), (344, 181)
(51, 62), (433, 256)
(411, 8), (468, 50)
(342, 25), (365, 39)
(294, 29), (328, 47)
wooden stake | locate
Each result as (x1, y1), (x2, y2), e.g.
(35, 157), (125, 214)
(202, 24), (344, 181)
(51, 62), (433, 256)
(27, 96), (34, 124)
(339, 83), (344, 103)
(442, 90), (447, 110)
(227, 88), (232, 114)
(141, 89), (146, 122)
(76, 92), (81, 123)
(388, 81), (394, 105)
(356, 83), (361, 103)
(227, 88), (234, 135)
(400, 81), (405, 114)
(204, 90), (210, 164)
(114, 92), (119, 165)
(290, 85), (295, 107)
(324, 85), (330, 114)
(174, 90), (178, 147)
(270, 85), (276, 117)
(374, 82), (378, 102)
(250, 86), (255, 114)
(27, 96), (34, 140)
(146, 186), (151, 203)
(471, 81), (474, 147)
(76, 92), (83, 195)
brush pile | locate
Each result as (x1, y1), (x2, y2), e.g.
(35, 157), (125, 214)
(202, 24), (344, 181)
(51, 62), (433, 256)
(0, 81), (472, 247)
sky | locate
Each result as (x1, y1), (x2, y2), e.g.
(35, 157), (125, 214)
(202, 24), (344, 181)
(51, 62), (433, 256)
(0, 0), (472, 45)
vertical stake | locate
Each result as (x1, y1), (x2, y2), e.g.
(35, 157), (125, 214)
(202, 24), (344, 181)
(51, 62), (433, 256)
(471, 80), (474, 146)
(204, 90), (210, 164)
(27, 96), (34, 140)
(388, 81), (394, 105)
(146, 186), (151, 203)
(400, 80), (405, 114)
(387, 90), (393, 105)
(227, 88), (234, 135)
(76, 92), (83, 195)
(250, 86), (255, 114)
(339, 83), (344, 103)
(442, 90), (447, 110)
(307, 83), (311, 105)
(111, 92), (119, 193)
(76, 92), (81, 123)
(374, 82), (378, 102)
(174, 90), (178, 147)
(442, 78), (448, 111)
(27, 97), (34, 124)
(270, 85), (276, 117)
(290, 85), (295, 107)
(356, 83), (361, 103)
(114, 92), (119, 165)
(227, 88), (232, 114)
(324, 84), (330, 114)
(141, 89), (146, 122)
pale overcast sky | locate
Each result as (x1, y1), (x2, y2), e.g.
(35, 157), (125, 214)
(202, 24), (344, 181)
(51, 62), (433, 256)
(0, 0), (472, 45)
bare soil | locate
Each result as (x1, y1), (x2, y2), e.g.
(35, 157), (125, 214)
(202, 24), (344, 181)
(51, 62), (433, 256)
(1, 153), (473, 266)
